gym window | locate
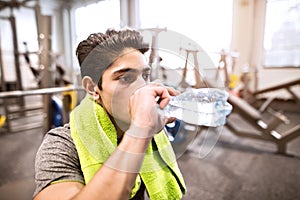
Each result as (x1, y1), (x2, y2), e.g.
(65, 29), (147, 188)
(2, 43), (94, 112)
(263, 0), (300, 68)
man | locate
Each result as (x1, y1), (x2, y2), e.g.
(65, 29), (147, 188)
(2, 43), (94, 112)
(33, 28), (186, 200)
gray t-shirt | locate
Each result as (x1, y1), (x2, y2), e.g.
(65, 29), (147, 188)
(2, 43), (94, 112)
(33, 124), (146, 199)
(33, 124), (84, 197)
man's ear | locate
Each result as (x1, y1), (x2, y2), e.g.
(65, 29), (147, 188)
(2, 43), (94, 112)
(82, 76), (99, 100)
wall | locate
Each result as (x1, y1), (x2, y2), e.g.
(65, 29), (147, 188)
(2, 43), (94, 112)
(231, 0), (300, 98)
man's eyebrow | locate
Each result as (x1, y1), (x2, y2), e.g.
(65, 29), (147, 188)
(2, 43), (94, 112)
(112, 65), (151, 75)
(112, 68), (137, 75)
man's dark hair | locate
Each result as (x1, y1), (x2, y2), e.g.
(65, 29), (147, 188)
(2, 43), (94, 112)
(76, 28), (149, 89)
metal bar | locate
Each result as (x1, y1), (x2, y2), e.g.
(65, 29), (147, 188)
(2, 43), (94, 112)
(191, 51), (205, 88)
(253, 78), (300, 95)
(286, 87), (300, 104)
(0, 86), (84, 98)
(280, 124), (300, 143)
(259, 96), (276, 113)
(0, 86), (85, 133)
(0, 16), (10, 20)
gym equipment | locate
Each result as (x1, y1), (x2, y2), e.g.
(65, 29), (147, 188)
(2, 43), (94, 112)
(204, 75), (300, 154)
(0, 86), (84, 133)
(140, 27), (167, 81)
(252, 78), (300, 106)
(178, 48), (206, 89)
(0, 115), (6, 127)
(22, 41), (42, 86)
(0, 1), (79, 133)
(226, 92), (300, 154)
(204, 50), (300, 154)
(52, 95), (63, 127)
(0, 0), (38, 92)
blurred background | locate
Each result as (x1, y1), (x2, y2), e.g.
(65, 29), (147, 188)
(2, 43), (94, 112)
(0, 0), (299, 199)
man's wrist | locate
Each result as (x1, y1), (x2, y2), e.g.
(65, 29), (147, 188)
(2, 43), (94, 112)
(104, 147), (146, 173)
(125, 124), (155, 139)
(118, 132), (152, 154)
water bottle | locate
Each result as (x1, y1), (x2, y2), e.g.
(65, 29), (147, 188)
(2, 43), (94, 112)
(160, 88), (232, 127)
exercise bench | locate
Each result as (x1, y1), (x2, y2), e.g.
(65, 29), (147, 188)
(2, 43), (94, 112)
(226, 93), (300, 154)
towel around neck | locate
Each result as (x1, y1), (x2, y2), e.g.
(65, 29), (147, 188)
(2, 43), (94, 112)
(70, 95), (186, 199)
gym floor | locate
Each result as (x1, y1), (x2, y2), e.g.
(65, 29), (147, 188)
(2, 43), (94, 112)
(0, 100), (299, 200)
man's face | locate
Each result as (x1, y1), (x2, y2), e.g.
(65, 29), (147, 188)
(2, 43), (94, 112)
(96, 50), (151, 130)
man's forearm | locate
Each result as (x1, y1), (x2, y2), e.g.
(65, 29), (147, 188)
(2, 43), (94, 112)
(72, 132), (152, 200)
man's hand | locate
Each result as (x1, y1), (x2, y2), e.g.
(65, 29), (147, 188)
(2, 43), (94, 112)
(128, 83), (181, 138)
(150, 82), (180, 125)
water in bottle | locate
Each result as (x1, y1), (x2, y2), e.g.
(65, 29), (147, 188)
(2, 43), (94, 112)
(160, 88), (232, 127)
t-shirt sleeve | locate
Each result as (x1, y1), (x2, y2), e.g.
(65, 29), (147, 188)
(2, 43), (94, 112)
(33, 124), (84, 197)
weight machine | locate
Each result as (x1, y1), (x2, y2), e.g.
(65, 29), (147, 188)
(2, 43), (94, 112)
(178, 48), (206, 90)
(0, 0), (78, 133)
(206, 50), (300, 154)
(140, 27), (167, 81)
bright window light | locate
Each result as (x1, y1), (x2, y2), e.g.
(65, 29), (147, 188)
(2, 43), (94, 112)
(74, 0), (120, 45)
(263, 0), (300, 67)
(139, 0), (233, 54)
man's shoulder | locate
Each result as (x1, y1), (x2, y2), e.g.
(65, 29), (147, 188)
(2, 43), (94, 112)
(39, 123), (76, 152)
(34, 123), (84, 197)
(45, 123), (72, 142)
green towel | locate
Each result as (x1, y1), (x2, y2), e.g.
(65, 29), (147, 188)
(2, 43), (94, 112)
(70, 95), (186, 199)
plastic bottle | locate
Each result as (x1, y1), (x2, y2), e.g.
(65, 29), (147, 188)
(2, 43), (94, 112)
(160, 88), (232, 127)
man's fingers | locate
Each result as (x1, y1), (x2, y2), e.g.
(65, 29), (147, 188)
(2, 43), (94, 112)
(149, 81), (180, 96)
(166, 87), (180, 96)
(150, 86), (171, 109)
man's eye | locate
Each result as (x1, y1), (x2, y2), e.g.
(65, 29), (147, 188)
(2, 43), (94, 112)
(120, 74), (136, 84)
(142, 73), (151, 81)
